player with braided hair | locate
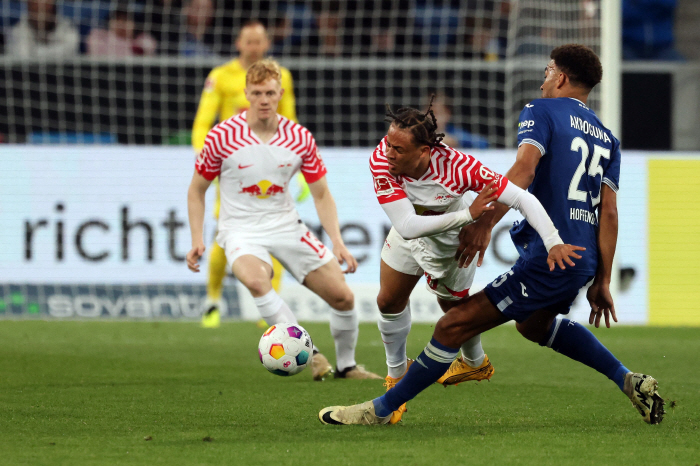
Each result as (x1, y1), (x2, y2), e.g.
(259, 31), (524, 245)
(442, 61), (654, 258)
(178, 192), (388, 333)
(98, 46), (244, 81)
(321, 45), (664, 427)
(383, 95), (446, 149)
(363, 96), (580, 424)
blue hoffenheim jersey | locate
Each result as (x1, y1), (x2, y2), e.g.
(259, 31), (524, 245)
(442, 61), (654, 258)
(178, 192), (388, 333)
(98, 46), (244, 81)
(513, 97), (621, 275)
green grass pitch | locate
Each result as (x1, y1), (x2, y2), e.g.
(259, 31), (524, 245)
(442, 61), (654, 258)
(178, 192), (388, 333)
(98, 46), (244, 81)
(0, 321), (698, 465)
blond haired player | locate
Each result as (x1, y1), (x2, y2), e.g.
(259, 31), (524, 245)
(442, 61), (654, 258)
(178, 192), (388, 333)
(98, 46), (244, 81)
(192, 20), (306, 328)
(187, 59), (381, 381)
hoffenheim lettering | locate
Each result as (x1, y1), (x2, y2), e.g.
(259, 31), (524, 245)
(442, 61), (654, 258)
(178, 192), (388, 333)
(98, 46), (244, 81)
(570, 207), (597, 225)
(569, 115), (611, 143)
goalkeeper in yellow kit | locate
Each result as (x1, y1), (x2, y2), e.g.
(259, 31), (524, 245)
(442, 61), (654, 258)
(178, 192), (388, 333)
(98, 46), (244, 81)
(192, 20), (307, 328)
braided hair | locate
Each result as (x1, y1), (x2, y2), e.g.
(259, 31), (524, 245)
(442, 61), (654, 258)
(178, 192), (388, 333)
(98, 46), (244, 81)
(385, 95), (445, 149)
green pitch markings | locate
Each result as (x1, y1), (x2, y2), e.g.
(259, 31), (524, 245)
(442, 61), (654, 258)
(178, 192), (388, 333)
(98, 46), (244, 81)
(0, 322), (697, 465)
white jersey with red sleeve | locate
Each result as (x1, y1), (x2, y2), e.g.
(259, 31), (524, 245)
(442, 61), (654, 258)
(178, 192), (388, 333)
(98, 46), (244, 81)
(370, 137), (508, 217)
(196, 111), (327, 232)
(370, 136), (509, 267)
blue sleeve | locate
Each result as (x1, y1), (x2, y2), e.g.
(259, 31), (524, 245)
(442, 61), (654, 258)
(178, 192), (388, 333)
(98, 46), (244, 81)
(517, 102), (551, 155)
(603, 137), (621, 192)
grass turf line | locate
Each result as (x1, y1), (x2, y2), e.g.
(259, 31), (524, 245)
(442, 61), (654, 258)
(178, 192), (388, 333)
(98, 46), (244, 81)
(0, 321), (697, 466)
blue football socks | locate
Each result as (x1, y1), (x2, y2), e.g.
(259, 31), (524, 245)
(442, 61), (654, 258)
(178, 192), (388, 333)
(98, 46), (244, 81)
(373, 338), (458, 417)
(541, 318), (629, 390)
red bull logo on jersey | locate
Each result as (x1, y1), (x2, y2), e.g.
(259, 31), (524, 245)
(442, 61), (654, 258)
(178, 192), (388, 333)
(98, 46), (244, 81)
(434, 194), (454, 204)
(239, 180), (286, 199)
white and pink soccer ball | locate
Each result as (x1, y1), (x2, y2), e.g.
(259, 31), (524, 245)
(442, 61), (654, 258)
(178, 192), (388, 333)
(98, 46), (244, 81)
(258, 323), (313, 376)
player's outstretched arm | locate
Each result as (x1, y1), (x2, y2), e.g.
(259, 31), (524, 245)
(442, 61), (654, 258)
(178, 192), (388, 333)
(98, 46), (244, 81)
(381, 197), (479, 240)
(455, 143), (541, 267)
(378, 182), (496, 242)
(308, 176), (358, 273)
(587, 184), (618, 328)
(186, 171), (212, 272)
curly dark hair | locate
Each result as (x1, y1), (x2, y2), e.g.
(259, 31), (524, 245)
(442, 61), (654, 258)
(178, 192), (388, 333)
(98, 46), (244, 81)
(550, 44), (603, 90)
(385, 95), (445, 148)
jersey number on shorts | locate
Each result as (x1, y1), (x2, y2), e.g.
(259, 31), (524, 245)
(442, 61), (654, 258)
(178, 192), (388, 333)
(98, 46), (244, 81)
(300, 231), (327, 259)
(491, 270), (514, 288)
(568, 137), (610, 207)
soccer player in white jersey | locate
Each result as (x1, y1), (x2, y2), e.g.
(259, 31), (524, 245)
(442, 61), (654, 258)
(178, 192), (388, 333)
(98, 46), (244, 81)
(186, 59), (381, 381)
(367, 98), (581, 423)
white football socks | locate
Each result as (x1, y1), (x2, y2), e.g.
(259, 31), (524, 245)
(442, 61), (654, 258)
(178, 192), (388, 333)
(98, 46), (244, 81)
(460, 334), (485, 368)
(330, 308), (358, 372)
(378, 304), (412, 379)
(254, 289), (297, 326)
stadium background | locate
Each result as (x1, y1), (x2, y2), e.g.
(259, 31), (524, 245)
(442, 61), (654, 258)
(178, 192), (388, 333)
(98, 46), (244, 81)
(1, 0), (699, 326)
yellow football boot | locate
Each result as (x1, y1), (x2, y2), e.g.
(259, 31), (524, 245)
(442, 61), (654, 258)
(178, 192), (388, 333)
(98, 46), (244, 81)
(311, 352), (334, 381)
(201, 304), (221, 329)
(436, 354), (494, 386)
(256, 319), (268, 329)
(383, 359), (413, 424)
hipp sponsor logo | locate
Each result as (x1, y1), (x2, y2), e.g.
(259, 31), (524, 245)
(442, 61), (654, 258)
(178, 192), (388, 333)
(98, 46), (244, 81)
(239, 180), (285, 199)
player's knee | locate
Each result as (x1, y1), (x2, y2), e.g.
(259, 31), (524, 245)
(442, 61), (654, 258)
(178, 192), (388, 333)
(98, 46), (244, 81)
(330, 290), (354, 311)
(376, 294), (405, 314)
(242, 277), (270, 297)
(434, 314), (462, 348)
(516, 322), (545, 343)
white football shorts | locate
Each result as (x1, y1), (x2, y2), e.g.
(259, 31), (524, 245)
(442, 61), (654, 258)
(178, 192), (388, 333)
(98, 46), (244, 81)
(217, 219), (334, 283)
(381, 227), (477, 301)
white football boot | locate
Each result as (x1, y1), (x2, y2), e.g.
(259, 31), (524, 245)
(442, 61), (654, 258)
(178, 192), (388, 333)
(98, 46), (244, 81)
(623, 372), (665, 424)
(319, 401), (392, 426)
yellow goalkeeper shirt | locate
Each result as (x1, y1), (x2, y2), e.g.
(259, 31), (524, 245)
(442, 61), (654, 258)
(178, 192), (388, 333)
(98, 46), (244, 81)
(191, 58), (297, 152)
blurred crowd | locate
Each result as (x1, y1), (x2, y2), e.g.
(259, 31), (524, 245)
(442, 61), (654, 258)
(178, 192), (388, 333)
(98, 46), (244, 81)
(0, 0), (685, 60)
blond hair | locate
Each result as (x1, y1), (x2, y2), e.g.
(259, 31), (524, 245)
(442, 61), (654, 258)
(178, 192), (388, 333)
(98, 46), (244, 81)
(246, 59), (282, 85)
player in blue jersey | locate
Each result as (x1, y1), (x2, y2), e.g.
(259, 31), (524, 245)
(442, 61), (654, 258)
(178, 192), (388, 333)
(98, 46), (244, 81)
(319, 44), (665, 426)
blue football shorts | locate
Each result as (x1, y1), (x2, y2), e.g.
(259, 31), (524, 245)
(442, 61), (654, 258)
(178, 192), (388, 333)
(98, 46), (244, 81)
(483, 259), (594, 323)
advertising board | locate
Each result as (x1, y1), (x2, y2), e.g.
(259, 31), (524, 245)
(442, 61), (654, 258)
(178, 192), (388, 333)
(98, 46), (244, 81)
(0, 146), (652, 323)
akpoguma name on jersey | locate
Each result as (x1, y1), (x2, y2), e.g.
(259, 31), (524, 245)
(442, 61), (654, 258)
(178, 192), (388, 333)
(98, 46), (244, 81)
(570, 207), (597, 225)
(570, 116), (611, 143)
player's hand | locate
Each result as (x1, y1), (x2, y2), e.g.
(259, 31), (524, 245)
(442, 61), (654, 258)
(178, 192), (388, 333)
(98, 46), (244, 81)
(333, 244), (358, 274)
(468, 182), (498, 221)
(546, 244), (586, 271)
(455, 222), (492, 268)
(186, 243), (206, 272)
(587, 280), (617, 328)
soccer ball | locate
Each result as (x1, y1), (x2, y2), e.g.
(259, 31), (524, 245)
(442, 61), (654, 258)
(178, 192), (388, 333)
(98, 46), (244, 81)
(258, 323), (313, 376)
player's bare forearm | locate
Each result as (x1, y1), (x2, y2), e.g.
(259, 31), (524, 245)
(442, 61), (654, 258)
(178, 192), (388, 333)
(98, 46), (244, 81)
(308, 177), (344, 247)
(187, 171), (212, 246)
(455, 144), (540, 266)
(478, 143), (540, 227)
(594, 185), (618, 284)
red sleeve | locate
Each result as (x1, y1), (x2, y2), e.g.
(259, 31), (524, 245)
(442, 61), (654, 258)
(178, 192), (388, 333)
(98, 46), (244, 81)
(300, 135), (327, 183)
(370, 140), (407, 204)
(460, 157), (508, 199)
(195, 129), (223, 181)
